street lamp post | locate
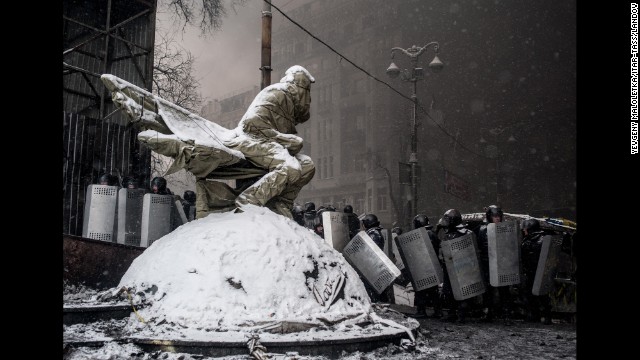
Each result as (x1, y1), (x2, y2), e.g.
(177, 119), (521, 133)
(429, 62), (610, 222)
(386, 43), (443, 220)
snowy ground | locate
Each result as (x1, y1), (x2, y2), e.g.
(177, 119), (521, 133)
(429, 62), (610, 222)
(64, 275), (576, 359)
(63, 315), (576, 360)
(64, 287), (575, 360)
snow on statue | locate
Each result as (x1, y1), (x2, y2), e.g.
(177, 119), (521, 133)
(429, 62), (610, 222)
(101, 65), (315, 219)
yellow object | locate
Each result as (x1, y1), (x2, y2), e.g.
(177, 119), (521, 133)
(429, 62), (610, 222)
(124, 288), (146, 324)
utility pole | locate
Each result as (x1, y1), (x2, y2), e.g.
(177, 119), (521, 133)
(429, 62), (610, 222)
(260, 2), (272, 89)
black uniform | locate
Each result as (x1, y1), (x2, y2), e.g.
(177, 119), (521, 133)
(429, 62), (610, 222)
(182, 190), (196, 221)
(366, 226), (385, 249)
(346, 213), (360, 239)
(292, 205), (305, 226)
(302, 202), (317, 229)
(343, 205), (361, 239)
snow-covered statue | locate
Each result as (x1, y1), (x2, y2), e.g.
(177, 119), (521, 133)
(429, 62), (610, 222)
(101, 65), (316, 219)
(96, 69), (419, 347)
(225, 66), (315, 218)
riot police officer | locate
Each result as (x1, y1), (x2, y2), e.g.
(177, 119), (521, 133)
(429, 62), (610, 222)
(343, 205), (361, 239)
(440, 208), (473, 322)
(311, 206), (326, 238)
(123, 176), (139, 189)
(182, 190), (196, 221)
(521, 218), (553, 325)
(476, 205), (514, 322)
(303, 201), (317, 229)
(361, 213), (389, 303)
(291, 204), (305, 226)
(362, 214), (384, 249)
(151, 177), (170, 195)
(412, 214), (444, 318)
(98, 173), (118, 186)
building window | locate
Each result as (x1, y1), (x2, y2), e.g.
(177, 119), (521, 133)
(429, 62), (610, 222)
(317, 158), (323, 179)
(367, 188), (373, 213)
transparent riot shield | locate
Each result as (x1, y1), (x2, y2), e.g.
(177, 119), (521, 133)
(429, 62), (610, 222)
(116, 188), (145, 246)
(82, 185), (118, 242)
(343, 231), (401, 294)
(487, 221), (522, 286)
(322, 211), (350, 253)
(532, 234), (563, 296)
(140, 194), (173, 247)
(440, 232), (486, 300)
(396, 227), (443, 291)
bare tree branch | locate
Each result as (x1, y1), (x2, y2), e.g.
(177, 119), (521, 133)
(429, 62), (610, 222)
(161, 0), (247, 36)
(153, 31), (203, 112)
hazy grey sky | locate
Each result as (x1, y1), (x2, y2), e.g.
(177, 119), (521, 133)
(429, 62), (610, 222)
(156, 0), (288, 104)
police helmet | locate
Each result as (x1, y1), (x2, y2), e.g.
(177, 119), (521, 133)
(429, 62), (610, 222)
(485, 205), (504, 223)
(151, 177), (167, 193)
(413, 214), (430, 229)
(362, 214), (380, 229)
(521, 218), (541, 233)
(183, 190), (196, 203)
(442, 209), (462, 228)
(304, 201), (316, 213)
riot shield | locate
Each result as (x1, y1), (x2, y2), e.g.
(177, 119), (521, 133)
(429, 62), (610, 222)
(532, 234), (563, 296)
(383, 232), (405, 271)
(395, 227), (443, 291)
(441, 232), (486, 300)
(322, 211), (350, 252)
(116, 188), (145, 246)
(343, 231), (401, 294)
(140, 194), (173, 247)
(171, 200), (188, 230)
(82, 185), (118, 242)
(487, 221), (522, 286)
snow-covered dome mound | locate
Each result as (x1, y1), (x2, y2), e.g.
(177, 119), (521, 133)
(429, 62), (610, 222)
(117, 205), (372, 332)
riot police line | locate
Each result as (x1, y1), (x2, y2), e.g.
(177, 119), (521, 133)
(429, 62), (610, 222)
(82, 175), (197, 247)
(295, 202), (576, 324)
